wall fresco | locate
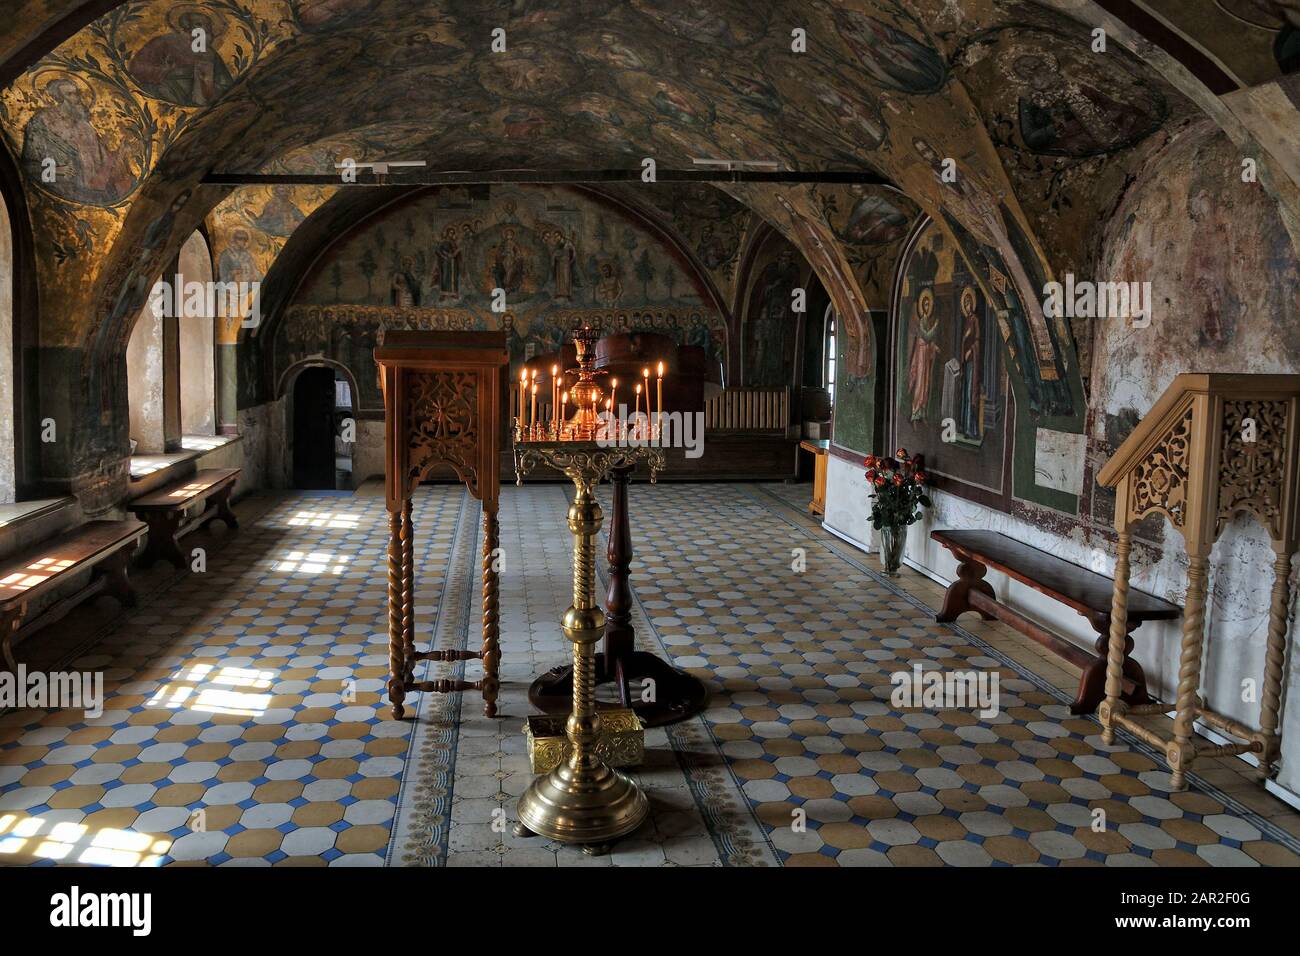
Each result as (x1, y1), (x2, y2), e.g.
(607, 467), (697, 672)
(893, 220), (1007, 501)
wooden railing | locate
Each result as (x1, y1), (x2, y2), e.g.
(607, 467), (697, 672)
(704, 387), (789, 431)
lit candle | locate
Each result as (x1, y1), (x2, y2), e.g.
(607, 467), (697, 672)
(530, 381), (538, 432)
(551, 363), (559, 429)
(635, 382), (643, 433)
(519, 368), (527, 424)
(560, 391), (568, 436)
(656, 360), (664, 427)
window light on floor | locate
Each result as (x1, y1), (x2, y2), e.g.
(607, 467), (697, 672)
(286, 510), (360, 530)
(0, 814), (169, 867)
(275, 550), (350, 574)
(145, 663), (275, 717)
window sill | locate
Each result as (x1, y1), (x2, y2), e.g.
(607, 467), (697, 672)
(129, 434), (240, 481)
(0, 496), (76, 530)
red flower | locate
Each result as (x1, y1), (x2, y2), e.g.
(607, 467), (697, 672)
(914, 471), (928, 484)
(893, 473), (904, 486)
(865, 455), (878, 467)
(873, 477), (886, 488)
(895, 447), (908, 459)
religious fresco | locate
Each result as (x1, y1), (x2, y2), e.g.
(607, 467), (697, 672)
(284, 184), (727, 377)
(206, 183), (335, 342)
(741, 233), (805, 388)
(893, 221), (1007, 501)
(274, 303), (723, 411)
(0, 0), (1243, 498)
(615, 182), (750, 306)
(959, 26), (1167, 160)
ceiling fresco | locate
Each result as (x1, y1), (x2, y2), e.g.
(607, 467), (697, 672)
(0, 0), (1139, 363)
(1, 0), (1294, 465)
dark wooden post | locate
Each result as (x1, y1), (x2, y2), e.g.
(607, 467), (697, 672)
(603, 463), (635, 705)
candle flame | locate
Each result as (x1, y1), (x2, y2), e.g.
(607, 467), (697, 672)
(635, 383), (642, 393)
(642, 367), (649, 377)
(657, 361), (664, 376)
(520, 369), (527, 382)
(551, 364), (558, 374)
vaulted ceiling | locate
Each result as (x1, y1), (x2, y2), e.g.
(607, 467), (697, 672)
(0, 0), (1295, 394)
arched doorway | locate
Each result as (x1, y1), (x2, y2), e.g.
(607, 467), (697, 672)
(292, 367), (339, 489)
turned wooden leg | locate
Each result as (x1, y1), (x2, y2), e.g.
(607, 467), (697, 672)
(1259, 549), (1292, 781)
(137, 511), (187, 569)
(0, 604), (24, 672)
(481, 505), (500, 717)
(97, 548), (138, 608)
(401, 499), (415, 685)
(936, 554), (996, 623)
(1169, 553), (1210, 789)
(1099, 529), (1132, 745)
(387, 508), (407, 720)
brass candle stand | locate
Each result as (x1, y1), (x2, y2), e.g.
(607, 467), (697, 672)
(512, 440), (664, 853)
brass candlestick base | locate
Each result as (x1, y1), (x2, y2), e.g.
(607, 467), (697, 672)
(514, 440), (664, 852)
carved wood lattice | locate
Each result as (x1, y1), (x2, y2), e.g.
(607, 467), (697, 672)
(1217, 399), (1288, 540)
(405, 370), (480, 497)
(1129, 406), (1193, 528)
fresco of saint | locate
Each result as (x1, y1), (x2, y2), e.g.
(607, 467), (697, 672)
(491, 227), (527, 295)
(550, 230), (578, 302)
(127, 11), (234, 107)
(957, 287), (982, 438)
(906, 288), (940, 422)
(21, 77), (139, 206)
(435, 226), (463, 301)
(746, 248), (800, 387)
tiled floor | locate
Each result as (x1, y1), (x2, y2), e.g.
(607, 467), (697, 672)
(1, 482), (1298, 866)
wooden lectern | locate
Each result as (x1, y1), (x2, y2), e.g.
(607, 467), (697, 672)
(375, 331), (509, 719)
(1097, 373), (1300, 788)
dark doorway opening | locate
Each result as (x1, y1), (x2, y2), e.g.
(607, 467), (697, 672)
(292, 367), (337, 489)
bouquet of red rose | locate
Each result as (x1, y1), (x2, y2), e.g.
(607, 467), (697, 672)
(864, 448), (932, 531)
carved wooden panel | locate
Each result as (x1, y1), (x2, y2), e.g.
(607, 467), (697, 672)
(1217, 399), (1288, 540)
(1129, 406), (1193, 529)
(405, 370), (481, 498)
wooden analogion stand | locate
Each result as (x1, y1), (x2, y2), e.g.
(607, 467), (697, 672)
(375, 331), (509, 719)
(1097, 373), (1300, 789)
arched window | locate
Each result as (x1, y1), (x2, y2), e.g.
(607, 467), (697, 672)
(0, 189), (13, 503)
(127, 229), (217, 466)
(178, 230), (216, 437)
(824, 305), (836, 406)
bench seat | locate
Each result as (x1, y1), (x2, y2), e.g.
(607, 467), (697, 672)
(129, 467), (240, 569)
(931, 529), (1181, 714)
(0, 519), (146, 671)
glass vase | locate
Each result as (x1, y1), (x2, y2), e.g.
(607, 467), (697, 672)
(878, 525), (906, 577)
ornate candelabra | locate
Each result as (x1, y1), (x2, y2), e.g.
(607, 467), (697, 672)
(512, 442), (664, 852)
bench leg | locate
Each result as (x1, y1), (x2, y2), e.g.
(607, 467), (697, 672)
(137, 512), (187, 570)
(936, 556), (996, 623)
(0, 604), (25, 672)
(95, 548), (138, 608)
(1073, 617), (1151, 715)
(202, 483), (239, 531)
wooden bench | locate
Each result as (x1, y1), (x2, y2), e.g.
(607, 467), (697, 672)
(129, 467), (240, 569)
(930, 529), (1181, 715)
(0, 520), (146, 671)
